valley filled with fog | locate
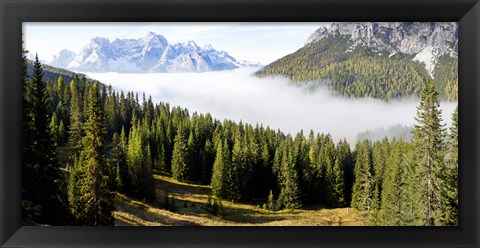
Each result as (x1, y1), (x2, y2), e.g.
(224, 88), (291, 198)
(87, 67), (457, 145)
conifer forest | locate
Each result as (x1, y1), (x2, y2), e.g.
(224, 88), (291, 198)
(22, 22), (458, 226)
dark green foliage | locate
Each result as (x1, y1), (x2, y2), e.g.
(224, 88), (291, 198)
(277, 137), (302, 210)
(439, 106), (458, 225)
(24, 54), (458, 226)
(75, 82), (114, 225)
(126, 118), (156, 202)
(351, 140), (373, 211)
(371, 138), (390, 204)
(68, 155), (83, 223)
(411, 80), (447, 226)
(331, 157), (346, 207)
(211, 140), (228, 197)
(115, 127), (130, 194)
(108, 132), (126, 191)
(336, 139), (354, 207)
(68, 80), (84, 156)
(380, 140), (412, 225)
(22, 54), (70, 225)
(367, 184), (381, 225)
(171, 125), (190, 182)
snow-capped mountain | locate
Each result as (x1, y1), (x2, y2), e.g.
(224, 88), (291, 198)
(305, 22), (458, 77)
(49, 32), (260, 73)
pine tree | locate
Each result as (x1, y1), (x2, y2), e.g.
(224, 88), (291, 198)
(126, 119), (156, 202)
(201, 139), (215, 185)
(410, 80), (447, 226)
(336, 139), (354, 207)
(332, 157), (346, 207)
(211, 140), (228, 197)
(381, 140), (411, 226)
(69, 80), (83, 156)
(439, 106), (458, 225)
(76, 82), (114, 225)
(277, 137), (302, 209)
(68, 154), (84, 224)
(22, 54), (69, 225)
(368, 184), (381, 225)
(115, 126), (130, 193)
(351, 140), (373, 212)
(171, 126), (190, 182)
(231, 128), (248, 200)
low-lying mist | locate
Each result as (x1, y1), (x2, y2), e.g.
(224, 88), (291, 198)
(86, 67), (457, 145)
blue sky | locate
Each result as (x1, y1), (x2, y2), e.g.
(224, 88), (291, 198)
(23, 22), (329, 65)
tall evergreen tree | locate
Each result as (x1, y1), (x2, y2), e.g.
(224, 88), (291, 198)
(277, 137), (302, 209)
(126, 119), (156, 202)
(77, 82), (114, 225)
(115, 126), (130, 193)
(351, 140), (374, 212)
(439, 106), (458, 225)
(22, 54), (69, 225)
(171, 126), (190, 182)
(336, 139), (354, 207)
(69, 80), (83, 156)
(332, 157), (346, 207)
(410, 80), (447, 226)
(211, 140), (229, 197)
(380, 140), (411, 225)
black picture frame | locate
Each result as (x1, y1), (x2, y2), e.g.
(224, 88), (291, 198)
(1, 0), (479, 247)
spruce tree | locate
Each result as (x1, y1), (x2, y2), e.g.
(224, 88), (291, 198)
(69, 80), (83, 156)
(115, 126), (130, 193)
(332, 157), (346, 207)
(368, 184), (381, 225)
(277, 137), (302, 209)
(351, 140), (373, 212)
(126, 118), (156, 202)
(211, 140), (228, 197)
(381, 140), (411, 226)
(440, 106), (458, 225)
(336, 139), (354, 207)
(77, 82), (114, 225)
(410, 80), (447, 226)
(22, 54), (69, 225)
(171, 126), (190, 182)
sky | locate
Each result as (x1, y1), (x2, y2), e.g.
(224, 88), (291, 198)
(23, 22), (329, 65)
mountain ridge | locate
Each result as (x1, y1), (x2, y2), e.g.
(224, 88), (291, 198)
(257, 22), (458, 101)
(48, 32), (261, 73)
(306, 22), (457, 78)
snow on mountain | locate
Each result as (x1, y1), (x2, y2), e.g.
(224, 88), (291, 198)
(48, 32), (259, 73)
(306, 22), (458, 77)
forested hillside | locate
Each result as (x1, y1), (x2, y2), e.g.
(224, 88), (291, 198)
(22, 53), (458, 226)
(256, 23), (458, 101)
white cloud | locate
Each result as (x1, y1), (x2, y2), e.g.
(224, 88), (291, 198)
(86, 68), (457, 145)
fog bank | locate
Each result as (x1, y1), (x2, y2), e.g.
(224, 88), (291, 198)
(86, 68), (457, 145)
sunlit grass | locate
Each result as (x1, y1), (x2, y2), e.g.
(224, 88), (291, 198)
(113, 173), (363, 226)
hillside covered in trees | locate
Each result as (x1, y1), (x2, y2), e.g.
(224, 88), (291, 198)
(256, 23), (458, 102)
(22, 53), (458, 226)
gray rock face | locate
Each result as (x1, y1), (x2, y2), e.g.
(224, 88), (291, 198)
(306, 22), (458, 77)
(49, 32), (260, 73)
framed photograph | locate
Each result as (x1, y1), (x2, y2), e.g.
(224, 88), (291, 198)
(1, 0), (479, 247)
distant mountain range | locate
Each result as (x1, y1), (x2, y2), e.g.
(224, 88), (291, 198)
(46, 32), (261, 73)
(257, 22), (458, 101)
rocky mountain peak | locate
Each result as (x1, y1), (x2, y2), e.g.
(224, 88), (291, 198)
(48, 32), (259, 73)
(306, 22), (458, 77)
